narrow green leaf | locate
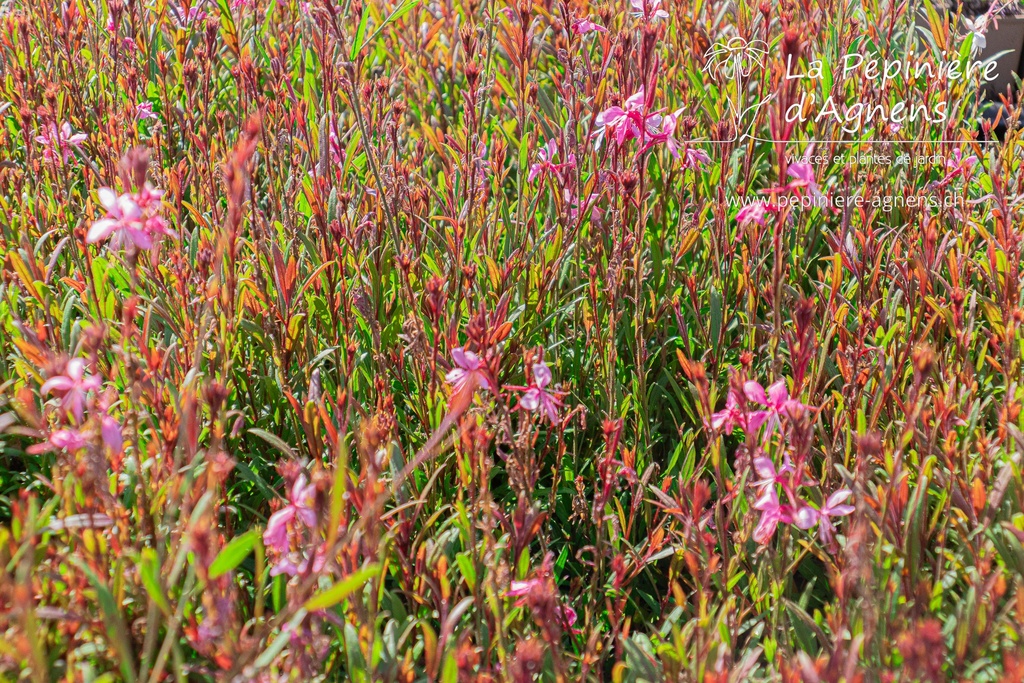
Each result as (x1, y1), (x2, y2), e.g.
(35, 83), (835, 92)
(304, 564), (379, 612)
(209, 530), (260, 580)
(139, 548), (171, 615)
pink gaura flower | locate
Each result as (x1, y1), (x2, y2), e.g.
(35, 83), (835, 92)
(571, 17), (607, 34)
(263, 474), (317, 554)
(87, 185), (174, 250)
(41, 359), (101, 423)
(710, 382), (767, 435)
(813, 489), (855, 547)
(594, 88), (655, 148)
(752, 487), (788, 544)
(28, 428), (88, 454)
(529, 139), (575, 183)
(446, 347), (496, 397)
(35, 122), (87, 163)
(630, 0), (669, 22)
(736, 200), (769, 226)
(507, 578), (543, 597)
(518, 360), (564, 424)
(136, 102), (156, 120)
(744, 379), (811, 434)
(940, 148), (977, 184)
(101, 415), (124, 453)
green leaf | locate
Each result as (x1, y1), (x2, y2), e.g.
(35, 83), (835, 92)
(70, 558), (137, 683)
(349, 8), (370, 60)
(248, 428), (296, 459)
(209, 530), (260, 580)
(139, 548), (171, 615)
(303, 563), (379, 611)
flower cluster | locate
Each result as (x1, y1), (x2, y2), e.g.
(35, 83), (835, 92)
(263, 473), (326, 577)
(711, 377), (853, 547)
(593, 88), (709, 167)
(445, 346), (565, 425)
(87, 184), (175, 250)
(31, 357), (123, 457)
(35, 121), (86, 164)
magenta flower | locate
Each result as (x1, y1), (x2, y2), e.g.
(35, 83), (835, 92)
(571, 18), (607, 34)
(710, 383), (767, 436)
(736, 200), (768, 226)
(87, 186), (174, 250)
(28, 428), (88, 454)
(136, 102), (156, 120)
(784, 162), (827, 204)
(263, 474), (317, 554)
(518, 360), (563, 424)
(101, 415), (123, 453)
(814, 489), (855, 547)
(529, 139), (575, 183)
(446, 347), (495, 397)
(41, 359), (101, 423)
(752, 487), (788, 544)
(941, 148), (977, 184)
(745, 379), (811, 434)
(594, 88), (652, 148)
(35, 122), (87, 163)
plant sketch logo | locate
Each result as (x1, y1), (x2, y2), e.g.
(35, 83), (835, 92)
(701, 36), (773, 143)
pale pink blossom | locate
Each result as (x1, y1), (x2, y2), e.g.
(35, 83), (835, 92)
(29, 428), (88, 454)
(446, 347), (495, 396)
(518, 360), (563, 424)
(940, 148), (977, 185)
(263, 474), (317, 554)
(752, 487), (789, 544)
(571, 18), (607, 34)
(630, 0), (669, 22)
(101, 415), (123, 453)
(529, 139), (575, 183)
(136, 102), (156, 120)
(736, 200), (768, 226)
(41, 359), (100, 423)
(710, 383), (767, 436)
(745, 379), (811, 434)
(35, 122), (87, 163)
(87, 185), (174, 250)
(813, 489), (855, 547)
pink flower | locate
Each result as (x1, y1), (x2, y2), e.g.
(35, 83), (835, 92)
(529, 139), (575, 183)
(814, 489), (855, 547)
(745, 379), (811, 434)
(507, 578), (543, 597)
(571, 18), (607, 34)
(940, 148), (977, 184)
(787, 162), (815, 188)
(34, 122), (87, 163)
(710, 383), (767, 436)
(175, 1), (209, 24)
(41, 359), (101, 423)
(682, 146), (711, 170)
(263, 474), (318, 554)
(87, 185), (174, 250)
(630, 0), (669, 21)
(101, 415), (123, 453)
(736, 200), (768, 226)
(752, 487), (788, 544)
(136, 102), (156, 120)
(594, 88), (652, 148)
(28, 428), (88, 454)
(445, 347), (495, 397)
(518, 360), (563, 424)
